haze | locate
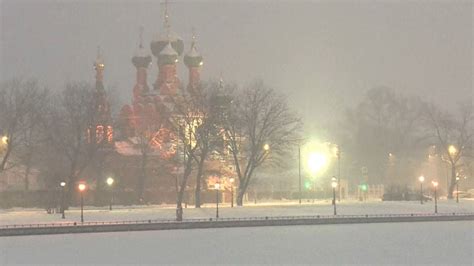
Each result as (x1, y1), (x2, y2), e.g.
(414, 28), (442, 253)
(1, 0), (472, 130)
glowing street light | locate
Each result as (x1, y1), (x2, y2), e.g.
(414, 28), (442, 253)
(418, 176), (425, 205)
(78, 183), (86, 222)
(229, 178), (235, 208)
(307, 152), (327, 174)
(106, 177), (114, 210)
(1, 136), (8, 145)
(214, 182), (220, 219)
(448, 145), (457, 156)
(432, 181), (438, 214)
(331, 177), (338, 215)
(263, 143), (270, 151)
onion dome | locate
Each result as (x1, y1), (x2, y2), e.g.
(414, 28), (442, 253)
(158, 42), (178, 66)
(184, 44), (203, 68)
(151, 31), (184, 57)
(132, 27), (152, 68)
(150, 1), (184, 56)
(132, 44), (152, 68)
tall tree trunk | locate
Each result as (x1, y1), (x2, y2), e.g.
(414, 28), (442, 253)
(24, 161), (31, 191)
(0, 142), (13, 172)
(176, 157), (193, 221)
(65, 158), (79, 208)
(236, 186), (245, 206)
(194, 154), (206, 208)
(94, 158), (105, 205)
(448, 165), (456, 199)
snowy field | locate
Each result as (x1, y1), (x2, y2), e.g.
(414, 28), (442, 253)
(0, 199), (473, 226)
(1, 221), (472, 265)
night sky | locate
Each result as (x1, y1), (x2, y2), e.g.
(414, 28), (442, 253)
(1, 0), (471, 131)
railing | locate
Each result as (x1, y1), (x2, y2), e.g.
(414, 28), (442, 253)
(1, 212), (473, 229)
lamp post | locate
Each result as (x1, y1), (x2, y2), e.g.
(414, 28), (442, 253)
(230, 178), (235, 208)
(214, 182), (220, 219)
(298, 145), (302, 204)
(60, 181), (66, 219)
(78, 183), (86, 222)
(334, 145), (341, 202)
(106, 177), (114, 210)
(331, 177), (337, 215)
(418, 176), (425, 204)
(455, 175), (460, 203)
(432, 181), (438, 214)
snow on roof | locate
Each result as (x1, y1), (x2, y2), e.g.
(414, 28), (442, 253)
(115, 139), (164, 156)
(159, 43), (178, 56)
(185, 46), (201, 57)
(134, 45), (149, 58)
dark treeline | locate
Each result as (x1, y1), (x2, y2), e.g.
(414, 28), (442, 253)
(0, 79), (472, 212)
(331, 87), (472, 198)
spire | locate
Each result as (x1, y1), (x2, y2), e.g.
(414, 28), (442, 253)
(163, 0), (170, 34)
(150, 0), (184, 56)
(133, 26), (152, 68)
(139, 25), (144, 49)
(191, 27), (196, 49)
(94, 46), (105, 84)
(94, 46), (105, 71)
(184, 28), (203, 68)
(219, 73), (224, 89)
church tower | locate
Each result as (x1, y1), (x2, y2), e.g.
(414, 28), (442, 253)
(184, 29), (203, 95)
(132, 27), (152, 103)
(90, 47), (113, 145)
(150, 0), (182, 96)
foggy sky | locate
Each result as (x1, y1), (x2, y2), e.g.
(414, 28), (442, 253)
(1, 0), (472, 131)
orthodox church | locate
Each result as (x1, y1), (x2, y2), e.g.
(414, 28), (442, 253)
(87, 3), (232, 204)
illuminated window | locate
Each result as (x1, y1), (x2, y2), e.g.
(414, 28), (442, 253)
(96, 125), (104, 143)
(107, 126), (113, 142)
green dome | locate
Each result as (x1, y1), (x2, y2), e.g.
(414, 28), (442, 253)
(158, 43), (178, 66)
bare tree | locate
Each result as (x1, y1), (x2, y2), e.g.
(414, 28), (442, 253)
(342, 87), (425, 185)
(425, 101), (473, 198)
(45, 82), (99, 206)
(223, 80), (301, 206)
(172, 82), (225, 208)
(134, 120), (165, 203)
(0, 79), (48, 175)
(169, 89), (204, 219)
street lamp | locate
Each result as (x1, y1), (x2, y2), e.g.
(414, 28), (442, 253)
(106, 177), (114, 210)
(455, 175), (460, 203)
(1, 136), (8, 145)
(448, 145), (457, 156)
(263, 143), (270, 152)
(229, 178), (235, 208)
(418, 176), (425, 205)
(307, 152), (327, 175)
(78, 183), (86, 222)
(334, 145), (341, 202)
(432, 181), (438, 214)
(298, 144), (302, 204)
(331, 177), (338, 215)
(60, 181), (66, 219)
(214, 182), (220, 219)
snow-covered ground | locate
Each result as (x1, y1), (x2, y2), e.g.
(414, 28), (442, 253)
(1, 221), (472, 265)
(0, 199), (473, 225)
